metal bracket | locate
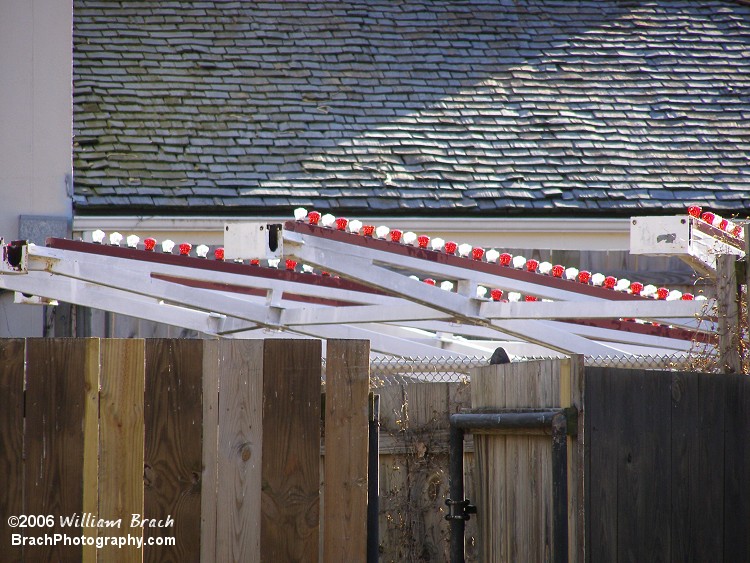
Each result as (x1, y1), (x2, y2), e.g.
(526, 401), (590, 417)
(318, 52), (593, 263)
(1, 240), (29, 274)
(445, 498), (477, 521)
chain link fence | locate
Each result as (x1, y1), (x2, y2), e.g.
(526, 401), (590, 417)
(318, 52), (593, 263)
(364, 352), (721, 388)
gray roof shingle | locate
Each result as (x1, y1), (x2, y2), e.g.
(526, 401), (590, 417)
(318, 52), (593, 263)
(73, 0), (750, 216)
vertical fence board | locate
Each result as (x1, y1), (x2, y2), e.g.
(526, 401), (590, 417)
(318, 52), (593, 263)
(0, 339), (25, 563)
(216, 340), (264, 562)
(81, 338), (101, 563)
(200, 341), (219, 563)
(670, 372), (725, 562)
(99, 339), (145, 562)
(261, 339), (322, 562)
(323, 339), (370, 563)
(144, 339), (203, 563)
(585, 367), (618, 563)
(723, 374), (750, 562)
(25, 338), (89, 562)
(615, 370), (671, 563)
(561, 356), (585, 563)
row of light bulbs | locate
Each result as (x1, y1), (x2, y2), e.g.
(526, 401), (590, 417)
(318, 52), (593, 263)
(293, 208), (705, 302)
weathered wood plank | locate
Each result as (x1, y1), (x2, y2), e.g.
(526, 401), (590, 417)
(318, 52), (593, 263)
(81, 338), (101, 563)
(25, 338), (88, 562)
(561, 356), (585, 563)
(216, 340), (264, 562)
(261, 339), (322, 562)
(585, 367), (618, 563)
(200, 340), (219, 563)
(323, 339), (370, 563)
(144, 339), (203, 563)
(615, 370), (671, 563)
(99, 339), (145, 563)
(723, 374), (750, 562)
(670, 372), (725, 562)
(0, 339), (25, 563)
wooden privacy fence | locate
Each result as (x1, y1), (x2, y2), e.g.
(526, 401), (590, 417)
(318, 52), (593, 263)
(0, 337), (370, 563)
(469, 359), (750, 563)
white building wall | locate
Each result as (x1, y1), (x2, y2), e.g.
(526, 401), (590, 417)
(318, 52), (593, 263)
(0, 0), (73, 336)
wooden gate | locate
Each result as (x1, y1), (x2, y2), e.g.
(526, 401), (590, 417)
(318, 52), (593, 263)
(0, 337), (370, 562)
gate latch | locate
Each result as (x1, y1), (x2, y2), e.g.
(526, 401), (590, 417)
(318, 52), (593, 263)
(445, 498), (477, 521)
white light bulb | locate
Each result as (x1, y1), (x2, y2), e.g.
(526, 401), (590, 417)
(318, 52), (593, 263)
(564, 267), (579, 280)
(302, 264), (314, 273)
(457, 243), (472, 257)
(402, 231), (417, 245)
(591, 273), (605, 287)
(476, 286), (488, 298)
(321, 213), (336, 227)
(126, 234), (140, 248)
(485, 249), (500, 263)
(196, 244), (209, 258)
(512, 255), (526, 269)
(293, 207), (308, 221)
(538, 261), (552, 275)
(348, 219), (362, 234)
(92, 229), (105, 244)
(615, 278), (630, 292)
(667, 290), (683, 301)
(267, 258), (280, 268)
(375, 226), (390, 239)
(161, 239), (175, 253)
(642, 284), (657, 298)
(440, 281), (454, 291)
(109, 232), (123, 246)
(430, 237), (445, 251)
(507, 292), (522, 302)
(409, 275), (420, 281)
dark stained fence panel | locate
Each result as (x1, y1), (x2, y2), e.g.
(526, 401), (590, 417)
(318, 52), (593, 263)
(723, 374), (750, 563)
(0, 339), (25, 563)
(586, 368), (750, 563)
(144, 339), (203, 563)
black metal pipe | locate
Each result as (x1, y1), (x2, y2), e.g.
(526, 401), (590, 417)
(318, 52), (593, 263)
(367, 394), (380, 563)
(448, 424), (466, 563)
(448, 408), (576, 563)
(551, 412), (569, 563)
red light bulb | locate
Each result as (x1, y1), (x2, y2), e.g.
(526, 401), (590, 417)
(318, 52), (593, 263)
(490, 289), (503, 301)
(390, 229), (403, 243)
(687, 205), (702, 218)
(308, 211), (321, 225)
(424, 278), (436, 286)
(551, 264), (564, 278)
(286, 259), (297, 271)
(630, 282), (644, 295)
(214, 247), (224, 260)
(472, 247), (485, 261)
(499, 253), (512, 266)
(417, 235), (430, 248)
(362, 225), (375, 237)
(250, 258), (260, 266)
(445, 241), (458, 255)
(682, 293), (695, 300)
(526, 259), (539, 272)
(578, 271), (591, 284)
(335, 217), (348, 231)
(524, 295), (538, 302)
(144, 237), (157, 251)
(732, 225), (743, 238)
(179, 243), (192, 256)
(604, 276), (617, 289)
(657, 287), (669, 300)
(719, 219), (728, 231)
(701, 212), (715, 225)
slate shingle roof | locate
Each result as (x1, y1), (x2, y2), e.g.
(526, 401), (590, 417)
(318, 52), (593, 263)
(73, 0), (750, 216)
